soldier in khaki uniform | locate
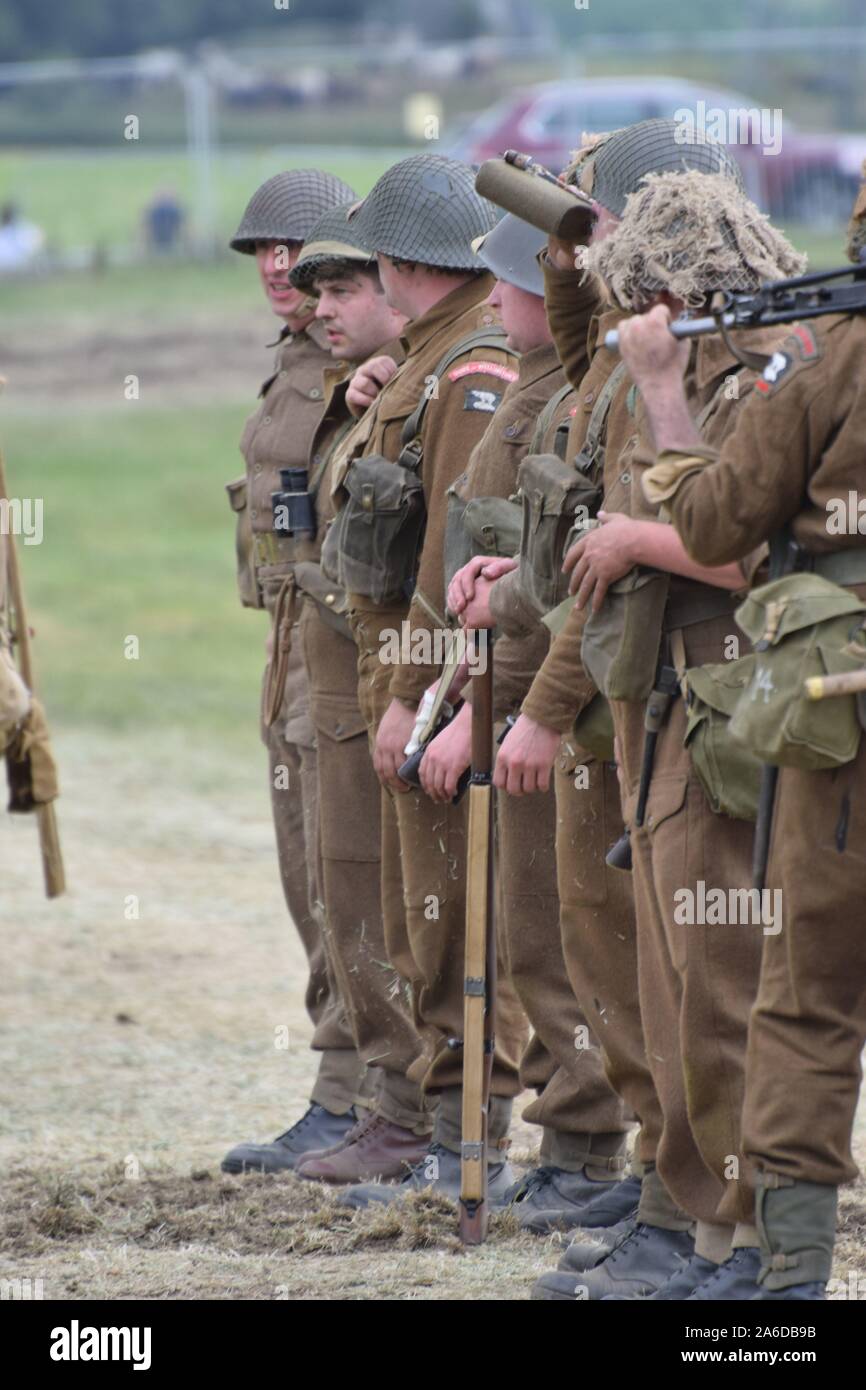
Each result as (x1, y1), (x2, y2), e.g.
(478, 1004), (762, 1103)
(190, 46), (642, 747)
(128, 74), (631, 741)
(523, 168), (804, 1299)
(221, 170), (370, 1175)
(274, 205), (434, 1181)
(420, 214), (639, 1233)
(620, 176), (866, 1300)
(312, 155), (528, 1201)
(449, 126), (744, 1283)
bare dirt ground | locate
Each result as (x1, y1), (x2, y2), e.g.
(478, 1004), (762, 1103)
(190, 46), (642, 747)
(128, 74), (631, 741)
(2, 728), (865, 1302)
(2, 302), (269, 411)
(0, 729), (555, 1301)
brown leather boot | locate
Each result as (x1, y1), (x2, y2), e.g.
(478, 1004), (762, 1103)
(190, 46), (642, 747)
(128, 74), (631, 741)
(295, 1112), (428, 1184)
(294, 1107), (375, 1169)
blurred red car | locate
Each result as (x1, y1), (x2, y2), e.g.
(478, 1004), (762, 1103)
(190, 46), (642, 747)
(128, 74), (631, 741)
(449, 77), (861, 224)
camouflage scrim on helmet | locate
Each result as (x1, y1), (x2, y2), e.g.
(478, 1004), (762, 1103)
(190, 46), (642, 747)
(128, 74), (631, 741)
(230, 170), (356, 254)
(289, 202), (376, 291)
(588, 170), (806, 312)
(586, 117), (744, 217)
(846, 159), (866, 265)
(347, 154), (500, 271)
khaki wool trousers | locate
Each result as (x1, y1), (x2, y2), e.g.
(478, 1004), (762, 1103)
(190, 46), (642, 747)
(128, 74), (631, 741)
(498, 763), (631, 1173)
(262, 632), (364, 1115)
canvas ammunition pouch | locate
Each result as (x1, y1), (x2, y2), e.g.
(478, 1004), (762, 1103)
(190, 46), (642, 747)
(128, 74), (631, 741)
(729, 568), (866, 770)
(517, 373), (623, 615)
(323, 328), (508, 607)
(581, 385), (740, 703)
(225, 474), (262, 610)
(582, 567), (671, 701)
(321, 450), (426, 605)
(443, 481), (522, 590)
(293, 559), (353, 641)
(681, 653), (762, 820)
(572, 692), (616, 762)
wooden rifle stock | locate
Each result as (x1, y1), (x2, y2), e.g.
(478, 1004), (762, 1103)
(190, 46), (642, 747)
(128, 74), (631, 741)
(458, 629), (495, 1245)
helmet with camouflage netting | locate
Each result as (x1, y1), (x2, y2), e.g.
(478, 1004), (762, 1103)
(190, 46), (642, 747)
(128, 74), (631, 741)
(588, 170), (806, 312)
(347, 154), (499, 271)
(565, 117), (744, 216)
(289, 202), (375, 291)
(230, 170), (356, 254)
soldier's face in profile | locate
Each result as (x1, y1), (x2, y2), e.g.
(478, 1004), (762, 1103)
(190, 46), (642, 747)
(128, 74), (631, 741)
(255, 239), (308, 319)
(487, 279), (549, 354)
(376, 254), (414, 317)
(314, 271), (406, 362)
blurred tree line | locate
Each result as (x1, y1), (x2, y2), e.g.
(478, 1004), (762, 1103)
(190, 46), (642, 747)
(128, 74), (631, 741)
(1, 0), (863, 61)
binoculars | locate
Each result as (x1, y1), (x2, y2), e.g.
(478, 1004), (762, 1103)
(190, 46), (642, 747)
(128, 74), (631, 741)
(271, 467), (316, 539)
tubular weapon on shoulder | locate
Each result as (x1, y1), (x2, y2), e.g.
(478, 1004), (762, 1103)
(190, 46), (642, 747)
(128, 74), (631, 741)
(475, 150), (595, 241)
(604, 257), (866, 353)
(459, 629), (496, 1245)
(0, 443), (65, 897)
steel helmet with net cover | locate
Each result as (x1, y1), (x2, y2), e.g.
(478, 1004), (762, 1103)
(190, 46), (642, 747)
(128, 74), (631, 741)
(567, 117), (744, 216)
(347, 154), (499, 271)
(288, 202), (376, 291)
(230, 169), (356, 254)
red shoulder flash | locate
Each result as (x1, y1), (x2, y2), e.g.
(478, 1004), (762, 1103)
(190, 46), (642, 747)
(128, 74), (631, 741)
(447, 360), (519, 384)
(790, 324), (819, 360)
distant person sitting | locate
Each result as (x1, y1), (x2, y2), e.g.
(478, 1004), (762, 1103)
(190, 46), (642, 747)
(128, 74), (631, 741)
(144, 189), (185, 255)
(0, 203), (45, 272)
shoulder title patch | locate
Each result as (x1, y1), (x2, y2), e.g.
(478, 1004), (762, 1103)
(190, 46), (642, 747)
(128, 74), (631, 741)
(448, 360), (519, 384)
(755, 323), (821, 396)
(463, 386), (503, 414)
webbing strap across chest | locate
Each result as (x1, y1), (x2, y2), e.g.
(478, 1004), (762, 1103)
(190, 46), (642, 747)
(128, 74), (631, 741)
(397, 326), (510, 470)
(528, 382), (574, 459)
(576, 361), (628, 475)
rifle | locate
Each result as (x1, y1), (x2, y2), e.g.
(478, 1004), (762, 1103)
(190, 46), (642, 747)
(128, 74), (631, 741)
(0, 443), (65, 897)
(604, 256), (866, 353)
(459, 628), (496, 1245)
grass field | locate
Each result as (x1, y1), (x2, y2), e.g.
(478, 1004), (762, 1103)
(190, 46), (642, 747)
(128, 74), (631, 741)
(2, 406), (264, 741)
(0, 147), (401, 257)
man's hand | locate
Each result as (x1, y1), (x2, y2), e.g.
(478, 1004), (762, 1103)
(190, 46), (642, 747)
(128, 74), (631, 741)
(419, 701), (472, 803)
(448, 555), (516, 620)
(494, 714), (561, 796)
(374, 697), (417, 793)
(563, 511), (640, 611)
(346, 355), (399, 417)
(547, 233), (580, 271)
(617, 305), (690, 394)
